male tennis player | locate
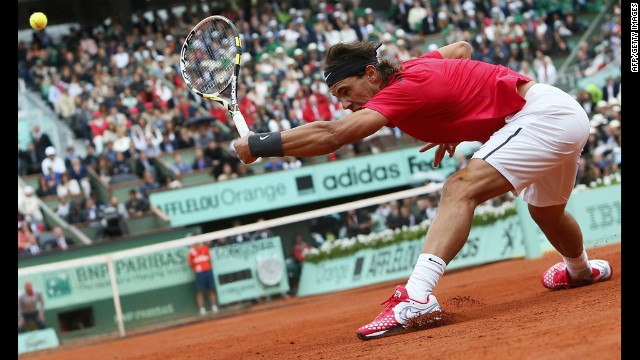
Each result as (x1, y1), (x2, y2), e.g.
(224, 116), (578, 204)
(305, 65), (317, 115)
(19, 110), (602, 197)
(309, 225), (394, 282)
(234, 41), (613, 340)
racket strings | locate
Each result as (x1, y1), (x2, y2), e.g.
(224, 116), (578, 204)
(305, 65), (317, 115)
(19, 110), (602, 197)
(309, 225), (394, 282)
(183, 19), (237, 95)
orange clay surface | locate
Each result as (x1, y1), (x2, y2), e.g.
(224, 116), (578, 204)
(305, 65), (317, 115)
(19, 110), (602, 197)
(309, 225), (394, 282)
(22, 242), (621, 360)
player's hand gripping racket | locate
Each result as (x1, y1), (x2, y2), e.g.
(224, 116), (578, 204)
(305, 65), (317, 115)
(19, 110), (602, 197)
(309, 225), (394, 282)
(180, 15), (250, 138)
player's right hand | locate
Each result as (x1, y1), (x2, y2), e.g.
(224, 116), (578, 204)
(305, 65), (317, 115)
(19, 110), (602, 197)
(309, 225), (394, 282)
(233, 131), (258, 164)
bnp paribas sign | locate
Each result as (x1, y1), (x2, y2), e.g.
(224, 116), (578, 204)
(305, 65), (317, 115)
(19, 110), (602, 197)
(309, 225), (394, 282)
(150, 143), (479, 227)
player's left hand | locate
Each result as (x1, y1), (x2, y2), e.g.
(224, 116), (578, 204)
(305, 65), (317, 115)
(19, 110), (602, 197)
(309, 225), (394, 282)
(419, 142), (460, 167)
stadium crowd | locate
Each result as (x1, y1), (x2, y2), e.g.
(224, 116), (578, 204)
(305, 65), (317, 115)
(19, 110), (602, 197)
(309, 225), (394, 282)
(18, 0), (621, 256)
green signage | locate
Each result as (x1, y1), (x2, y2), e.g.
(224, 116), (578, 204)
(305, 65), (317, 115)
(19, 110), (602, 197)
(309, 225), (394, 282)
(296, 216), (526, 297)
(149, 144), (478, 227)
(212, 237), (290, 305)
(18, 328), (60, 355)
(18, 237), (289, 310)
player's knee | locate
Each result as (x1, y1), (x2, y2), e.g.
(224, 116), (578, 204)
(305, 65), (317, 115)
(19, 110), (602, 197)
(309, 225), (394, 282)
(441, 171), (479, 205)
(528, 204), (566, 229)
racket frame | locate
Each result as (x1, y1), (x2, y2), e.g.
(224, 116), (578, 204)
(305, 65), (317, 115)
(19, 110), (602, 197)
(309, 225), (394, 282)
(180, 15), (249, 137)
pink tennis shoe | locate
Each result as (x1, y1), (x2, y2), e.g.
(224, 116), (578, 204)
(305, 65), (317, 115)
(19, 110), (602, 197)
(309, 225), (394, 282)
(356, 285), (441, 340)
(541, 259), (612, 290)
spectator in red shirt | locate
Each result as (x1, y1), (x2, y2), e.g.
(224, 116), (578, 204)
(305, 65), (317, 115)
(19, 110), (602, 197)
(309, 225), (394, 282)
(302, 93), (332, 123)
(292, 234), (313, 265)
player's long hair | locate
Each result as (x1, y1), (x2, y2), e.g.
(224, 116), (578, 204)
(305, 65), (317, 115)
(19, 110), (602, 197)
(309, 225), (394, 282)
(325, 41), (403, 84)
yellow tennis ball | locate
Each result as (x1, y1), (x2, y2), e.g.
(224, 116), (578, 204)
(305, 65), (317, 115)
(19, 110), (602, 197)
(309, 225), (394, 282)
(30, 12), (47, 30)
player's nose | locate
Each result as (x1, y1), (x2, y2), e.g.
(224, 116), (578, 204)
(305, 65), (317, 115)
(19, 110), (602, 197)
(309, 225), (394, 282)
(340, 99), (353, 111)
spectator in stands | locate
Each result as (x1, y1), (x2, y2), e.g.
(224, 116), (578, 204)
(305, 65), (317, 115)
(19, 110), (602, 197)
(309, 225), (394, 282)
(230, 220), (249, 243)
(94, 155), (113, 184)
(344, 208), (365, 238)
(19, 186), (44, 225)
(601, 76), (620, 103)
(421, 5), (440, 35)
(139, 170), (161, 198)
(126, 189), (150, 217)
(363, 206), (387, 233)
(188, 242), (219, 315)
(217, 162), (238, 182)
(35, 174), (57, 198)
(80, 197), (103, 224)
(89, 111), (109, 153)
(264, 157), (285, 172)
(192, 148), (211, 171)
(100, 197), (130, 239)
(82, 143), (100, 169)
(250, 219), (276, 241)
(31, 125), (53, 164)
(175, 126), (195, 149)
(133, 150), (154, 179)
(170, 152), (193, 177)
(40, 146), (66, 176)
(51, 226), (73, 250)
(104, 196), (129, 220)
(417, 196), (438, 222)
(302, 94), (332, 122)
(111, 150), (133, 175)
(203, 139), (225, 178)
(101, 121), (119, 146)
(19, 143), (41, 176)
(56, 171), (83, 198)
(282, 156), (302, 169)
(18, 220), (39, 256)
(54, 195), (72, 222)
(194, 124), (215, 149)
(159, 131), (177, 154)
(534, 50), (557, 84)
(292, 233), (313, 264)
(236, 162), (254, 178)
(18, 280), (47, 333)
(385, 202), (407, 230)
(68, 157), (92, 197)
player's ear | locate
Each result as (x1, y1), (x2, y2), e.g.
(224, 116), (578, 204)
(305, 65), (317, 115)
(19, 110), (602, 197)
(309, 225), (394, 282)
(364, 65), (377, 82)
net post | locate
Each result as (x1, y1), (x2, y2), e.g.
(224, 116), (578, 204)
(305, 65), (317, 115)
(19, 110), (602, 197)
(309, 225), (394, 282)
(107, 255), (126, 337)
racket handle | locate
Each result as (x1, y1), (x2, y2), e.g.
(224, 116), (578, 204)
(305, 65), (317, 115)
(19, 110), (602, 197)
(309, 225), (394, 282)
(233, 111), (250, 138)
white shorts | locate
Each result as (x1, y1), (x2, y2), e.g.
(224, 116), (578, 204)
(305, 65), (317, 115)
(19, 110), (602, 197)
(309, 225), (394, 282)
(472, 83), (590, 207)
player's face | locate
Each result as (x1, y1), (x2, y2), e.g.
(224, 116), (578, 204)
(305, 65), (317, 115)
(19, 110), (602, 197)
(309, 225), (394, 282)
(329, 75), (379, 112)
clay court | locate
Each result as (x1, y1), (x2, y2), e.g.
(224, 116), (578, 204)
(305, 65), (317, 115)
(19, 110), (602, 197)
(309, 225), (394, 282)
(22, 242), (621, 360)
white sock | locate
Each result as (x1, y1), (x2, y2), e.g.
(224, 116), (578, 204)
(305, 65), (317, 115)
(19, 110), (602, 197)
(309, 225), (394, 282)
(561, 247), (592, 281)
(405, 254), (446, 303)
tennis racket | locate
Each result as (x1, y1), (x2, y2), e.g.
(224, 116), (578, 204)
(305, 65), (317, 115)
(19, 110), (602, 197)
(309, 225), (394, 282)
(180, 15), (250, 138)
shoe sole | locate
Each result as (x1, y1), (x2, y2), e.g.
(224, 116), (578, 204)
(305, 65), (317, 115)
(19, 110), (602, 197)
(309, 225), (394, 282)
(356, 308), (443, 341)
(357, 324), (405, 341)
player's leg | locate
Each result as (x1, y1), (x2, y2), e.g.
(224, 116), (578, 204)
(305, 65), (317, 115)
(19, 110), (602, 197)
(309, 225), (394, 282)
(527, 168), (613, 289)
(419, 159), (514, 264)
(357, 159), (513, 340)
(401, 158), (513, 303)
(529, 203), (584, 258)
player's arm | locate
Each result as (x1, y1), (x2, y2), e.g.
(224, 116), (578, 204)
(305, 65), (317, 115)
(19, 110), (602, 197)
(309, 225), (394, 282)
(436, 41), (471, 60)
(234, 109), (389, 164)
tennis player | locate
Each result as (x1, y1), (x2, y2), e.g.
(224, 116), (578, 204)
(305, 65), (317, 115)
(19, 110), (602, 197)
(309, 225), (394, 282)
(233, 40), (613, 340)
